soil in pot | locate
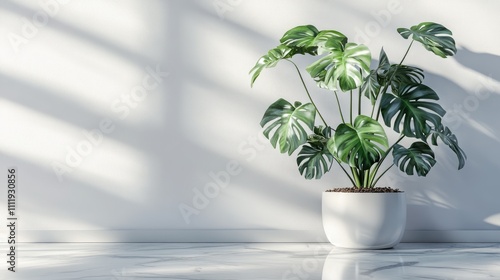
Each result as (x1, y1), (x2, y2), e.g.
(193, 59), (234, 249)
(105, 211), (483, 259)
(326, 187), (402, 193)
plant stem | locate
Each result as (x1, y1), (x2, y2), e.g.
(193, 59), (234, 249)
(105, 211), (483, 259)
(333, 159), (356, 186)
(288, 60), (328, 126)
(334, 91), (346, 123)
(370, 98), (376, 119)
(351, 167), (361, 188)
(371, 163), (394, 187)
(358, 86), (362, 116)
(368, 134), (405, 187)
(365, 172), (370, 188)
(399, 40), (414, 66)
(349, 90), (353, 125)
(375, 40), (415, 121)
(287, 60), (356, 186)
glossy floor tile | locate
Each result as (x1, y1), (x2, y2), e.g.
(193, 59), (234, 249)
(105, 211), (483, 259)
(4, 243), (500, 279)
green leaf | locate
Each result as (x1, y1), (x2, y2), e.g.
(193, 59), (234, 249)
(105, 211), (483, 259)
(280, 25), (319, 48)
(398, 22), (457, 58)
(330, 115), (389, 170)
(393, 142), (436, 176)
(361, 49), (389, 105)
(376, 48), (391, 76)
(429, 123), (466, 169)
(385, 64), (424, 88)
(249, 45), (295, 87)
(381, 83), (445, 140)
(307, 126), (332, 148)
(260, 98), (316, 155)
(297, 145), (333, 180)
(361, 70), (381, 105)
(311, 30), (347, 54)
(297, 126), (334, 179)
(306, 42), (371, 91)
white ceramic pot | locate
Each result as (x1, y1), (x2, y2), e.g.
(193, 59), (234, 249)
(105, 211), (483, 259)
(322, 191), (406, 249)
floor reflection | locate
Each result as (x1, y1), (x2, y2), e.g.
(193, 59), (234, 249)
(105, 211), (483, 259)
(321, 243), (500, 279)
(10, 242), (500, 279)
(322, 247), (409, 279)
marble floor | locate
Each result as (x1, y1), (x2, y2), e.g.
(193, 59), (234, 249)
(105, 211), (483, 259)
(4, 243), (500, 279)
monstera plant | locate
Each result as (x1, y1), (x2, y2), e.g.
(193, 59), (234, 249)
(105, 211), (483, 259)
(250, 22), (466, 189)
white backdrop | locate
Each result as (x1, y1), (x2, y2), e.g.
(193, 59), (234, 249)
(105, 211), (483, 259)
(0, 0), (499, 242)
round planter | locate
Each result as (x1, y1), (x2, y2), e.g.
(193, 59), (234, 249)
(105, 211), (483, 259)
(322, 191), (406, 249)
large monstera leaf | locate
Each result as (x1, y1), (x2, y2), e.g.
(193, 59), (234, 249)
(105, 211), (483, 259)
(312, 30), (347, 54)
(250, 26), (346, 87)
(250, 45), (295, 87)
(260, 99), (316, 155)
(398, 22), (457, 58)
(393, 142), (436, 176)
(280, 25), (319, 49)
(381, 83), (445, 140)
(386, 64), (424, 89)
(280, 25), (347, 54)
(297, 126), (334, 180)
(429, 123), (466, 169)
(307, 42), (371, 92)
(250, 26), (320, 87)
(327, 115), (389, 170)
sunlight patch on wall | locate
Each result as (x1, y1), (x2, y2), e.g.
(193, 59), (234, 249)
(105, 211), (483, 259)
(5, 0), (150, 54)
(57, 0), (150, 52)
(484, 213), (500, 227)
(0, 98), (78, 166)
(0, 98), (151, 203)
(466, 118), (498, 142)
(0, 0), (156, 116)
(0, 35), (143, 114)
(69, 141), (151, 204)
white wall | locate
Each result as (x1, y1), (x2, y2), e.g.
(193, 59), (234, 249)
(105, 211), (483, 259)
(0, 0), (499, 242)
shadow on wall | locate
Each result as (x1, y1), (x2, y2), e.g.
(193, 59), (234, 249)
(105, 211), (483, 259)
(385, 61), (500, 230)
(455, 47), (500, 82)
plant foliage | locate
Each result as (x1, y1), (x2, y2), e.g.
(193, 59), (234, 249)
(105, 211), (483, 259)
(260, 98), (316, 155)
(329, 115), (388, 171)
(297, 126), (334, 179)
(393, 142), (436, 176)
(398, 22), (457, 58)
(250, 22), (466, 187)
(381, 83), (445, 140)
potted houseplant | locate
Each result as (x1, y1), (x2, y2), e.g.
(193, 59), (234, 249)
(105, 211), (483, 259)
(249, 22), (466, 249)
